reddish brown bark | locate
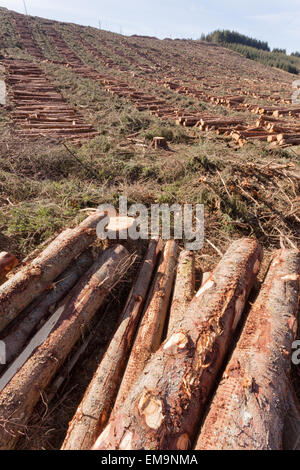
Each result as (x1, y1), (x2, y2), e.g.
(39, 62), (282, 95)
(167, 250), (195, 337)
(195, 248), (300, 450)
(93, 238), (262, 450)
(0, 252), (18, 283)
(61, 239), (162, 450)
(0, 212), (104, 333)
(0, 245), (130, 450)
(113, 240), (178, 410)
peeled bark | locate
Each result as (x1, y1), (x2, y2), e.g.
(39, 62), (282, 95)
(93, 238), (262, 450)
(167, 250), (195, 337)
(0, 250), (94, 372)
(0, 252), (18, 283)
(61, 239), (162, 450)
(195, 248), (300, 450)
(201, 272), (211, 287)
(0, 212), (105, 332)
(0, 244), (130, 450)
(113, 240), (178, 410)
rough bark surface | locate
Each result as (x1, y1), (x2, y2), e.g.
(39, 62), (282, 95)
(113, 240), (178, 410)
(195, 248), (300, 450)
(0, 245), (130, 450)
(93, 238), (262, 450)
(167, 250), (195, 337)
(61, 239), (161, 450)
(0, 212), (105, 332)
(0, 250), (94, 371)
(283, 385), (300, 450)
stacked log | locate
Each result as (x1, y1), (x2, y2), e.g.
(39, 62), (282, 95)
(199, 118), (243, 132)
(2, 59), (98, 142)
(252, 105), (300, 117)
(166, 250), (195, 337)
(196, 248), (300, 450)
(61, 239), (162, 450)
(0, 211), (105, 333)
(252, 116), (300, 146)
(210, 95), (245, 109)
(113, 240), (178, 410)
(230, 125), (277, 146)
(0, 244), (131, 450)
(0, 249), (94, 372)
(13, 13), (44, 60)
(93, 238), (263, 450)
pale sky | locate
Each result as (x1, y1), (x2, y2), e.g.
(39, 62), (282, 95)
(0, 0), (299, 53)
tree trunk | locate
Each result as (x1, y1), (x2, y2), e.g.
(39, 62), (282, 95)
(201, 272), (211, 286)
(283, 385), (300, 450)
(61, 239), (162, 450)
(112, 240), (178, 411)
(93, 238), (263, 450)
(0, 250), (94, 372)
(167, 250), (195, 337)
(195, 248), (300, 450)
(0, 244), (130, 450)
(0, 212), (105, 332)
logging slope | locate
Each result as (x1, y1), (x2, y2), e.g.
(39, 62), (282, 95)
(0, 7), (299, 261)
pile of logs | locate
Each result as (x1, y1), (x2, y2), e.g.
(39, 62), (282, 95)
(209, 95), (245, 109)
(4, 10), (300, 151)
(13, 13), (44, 61)
(0, 212), (299, 450)
(252, 104), (300, 118)
(2, 59), (98, 142)
(90, 241), (300, 450)
(10, 17), (300, 149)
(0, 211), (136, 449)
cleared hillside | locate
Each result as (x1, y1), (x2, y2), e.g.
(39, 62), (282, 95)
(0, 7), (298, 259)
(0, 8), (299, 450)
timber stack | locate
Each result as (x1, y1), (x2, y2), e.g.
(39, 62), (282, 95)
(2, 59), (98, 143)
(0, 215), (299, 450)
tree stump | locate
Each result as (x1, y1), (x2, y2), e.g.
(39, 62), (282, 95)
(152, 137), (169, 150)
